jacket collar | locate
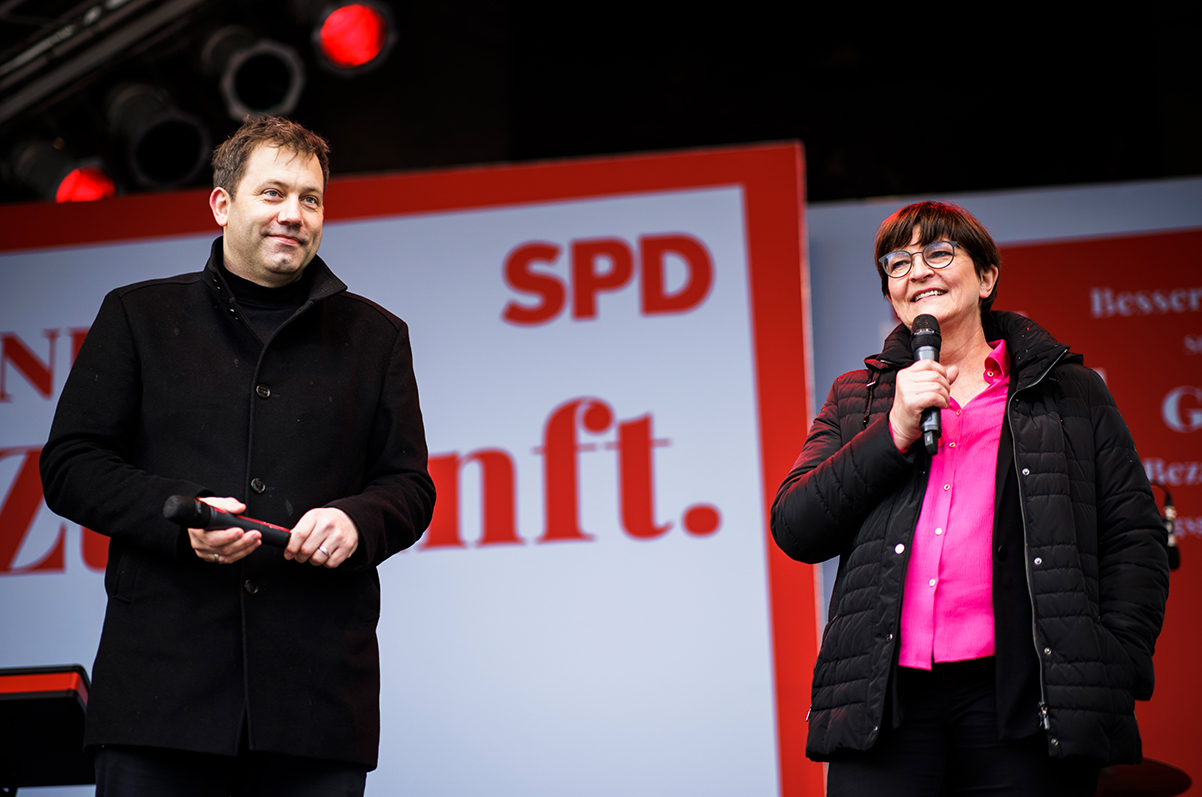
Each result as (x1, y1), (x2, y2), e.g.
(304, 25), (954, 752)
(866, 310), (1080, 389)
(202, 236), (347, 307)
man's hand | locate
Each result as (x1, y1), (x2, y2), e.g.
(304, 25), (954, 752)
(188, 496), (261, 565)
(286, 507), (359, 568)
(889, 360), (959, 452)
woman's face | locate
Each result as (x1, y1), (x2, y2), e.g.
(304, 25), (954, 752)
(887, 226), (998, 336)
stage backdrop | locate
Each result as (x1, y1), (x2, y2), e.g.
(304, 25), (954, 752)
(0, 144), (823, 796)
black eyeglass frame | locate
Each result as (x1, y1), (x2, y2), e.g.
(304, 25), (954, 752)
(878, 240), (961, 279)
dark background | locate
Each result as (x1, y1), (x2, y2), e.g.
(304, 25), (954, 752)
(2, 0), (1199, 204)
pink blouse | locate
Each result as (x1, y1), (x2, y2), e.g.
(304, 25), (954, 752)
(898, 340), (1010, 670)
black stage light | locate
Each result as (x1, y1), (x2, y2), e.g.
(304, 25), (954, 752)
(201, 26), (306, 120)
(106, 83), (211, 190)
(6, 139), (116, 203)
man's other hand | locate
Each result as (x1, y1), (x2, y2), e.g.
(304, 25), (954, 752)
(287, 508), (359, 568)
(188, 496), (262, 565)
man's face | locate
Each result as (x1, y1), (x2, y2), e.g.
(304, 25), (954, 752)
(209, 145), (325, 287)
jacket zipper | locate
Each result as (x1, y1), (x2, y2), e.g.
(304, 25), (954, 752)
(1009, 346), (1069, 737)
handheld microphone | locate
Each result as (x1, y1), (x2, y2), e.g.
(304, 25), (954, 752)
(163, 495), (292, 547)
(1149, 481), (1181, 571)
(911, 314), (942, 456)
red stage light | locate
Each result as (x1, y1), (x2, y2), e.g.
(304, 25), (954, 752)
(55, 165), (116, 203)
(318, 4), (389, 69)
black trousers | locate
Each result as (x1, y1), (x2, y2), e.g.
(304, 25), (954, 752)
(94, 745), (368, 797)
(826, 658), (1099, 797)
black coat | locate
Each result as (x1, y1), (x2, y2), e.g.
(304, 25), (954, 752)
(40, 240), (436, 768)
(771, 311), (1168, 765)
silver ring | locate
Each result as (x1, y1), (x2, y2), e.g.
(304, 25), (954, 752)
(319, 545), (331, 556)
(213, 553), (220, 564)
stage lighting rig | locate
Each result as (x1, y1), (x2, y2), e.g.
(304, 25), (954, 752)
(0, 0), (211, 130)
(106, 83), (210, 190)
(5, 139), (116, 203)
(202, 26), (306, 120)
(305, 1), (395, 75)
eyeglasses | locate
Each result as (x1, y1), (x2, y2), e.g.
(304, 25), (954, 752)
(878, 241), (960, 279)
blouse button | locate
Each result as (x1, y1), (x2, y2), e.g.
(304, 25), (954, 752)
(928, 579), (937, 587)
(935, 528), (943, 535)
(943, 484), (950, 491)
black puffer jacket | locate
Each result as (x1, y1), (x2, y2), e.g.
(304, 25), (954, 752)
(771, 311), (1168, 765)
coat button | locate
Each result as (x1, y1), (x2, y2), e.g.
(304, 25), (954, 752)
(1033, 557), (1043, 565)
(1022, 468), (1030, 476)
(251, 478), (265, 493)
(895, 543), (905, 554)
(1044, 647), (1052, 656)
(255, 385), (271, 399)
(244, 580), (258, 595)
(996, 544), (1007, 560)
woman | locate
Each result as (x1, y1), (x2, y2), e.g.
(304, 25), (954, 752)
(771, 201), (1168, 796)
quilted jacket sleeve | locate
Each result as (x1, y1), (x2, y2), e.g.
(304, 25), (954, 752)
(1086, 367), (1169, 701)
(771, 374), (917, 564)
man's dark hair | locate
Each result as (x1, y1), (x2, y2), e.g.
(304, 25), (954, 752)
(211, 116), (330, 197)
(874, 201), (1002, 316)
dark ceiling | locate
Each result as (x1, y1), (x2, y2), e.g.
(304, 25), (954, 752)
(2, 1), (1199, 205)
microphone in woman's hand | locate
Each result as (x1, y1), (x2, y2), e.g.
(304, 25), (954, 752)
(911, 314), (942, 455)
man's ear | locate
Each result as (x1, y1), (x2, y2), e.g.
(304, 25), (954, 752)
(210, 187), (230, 227)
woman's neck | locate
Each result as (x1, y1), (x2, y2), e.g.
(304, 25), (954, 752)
(937, 315), (994, 403)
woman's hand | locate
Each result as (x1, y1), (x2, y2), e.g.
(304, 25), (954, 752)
(889, 360), (959, 452)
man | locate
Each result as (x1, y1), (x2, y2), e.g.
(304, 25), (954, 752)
(40, 117), (435, 795)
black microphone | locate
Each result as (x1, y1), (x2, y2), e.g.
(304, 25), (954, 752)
(911, 314), (942, 456)
(163, 495), (292, 547)
(1149, 481), (1181, 571)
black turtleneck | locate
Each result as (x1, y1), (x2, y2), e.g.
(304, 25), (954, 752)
(220, 262), (312, 343)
